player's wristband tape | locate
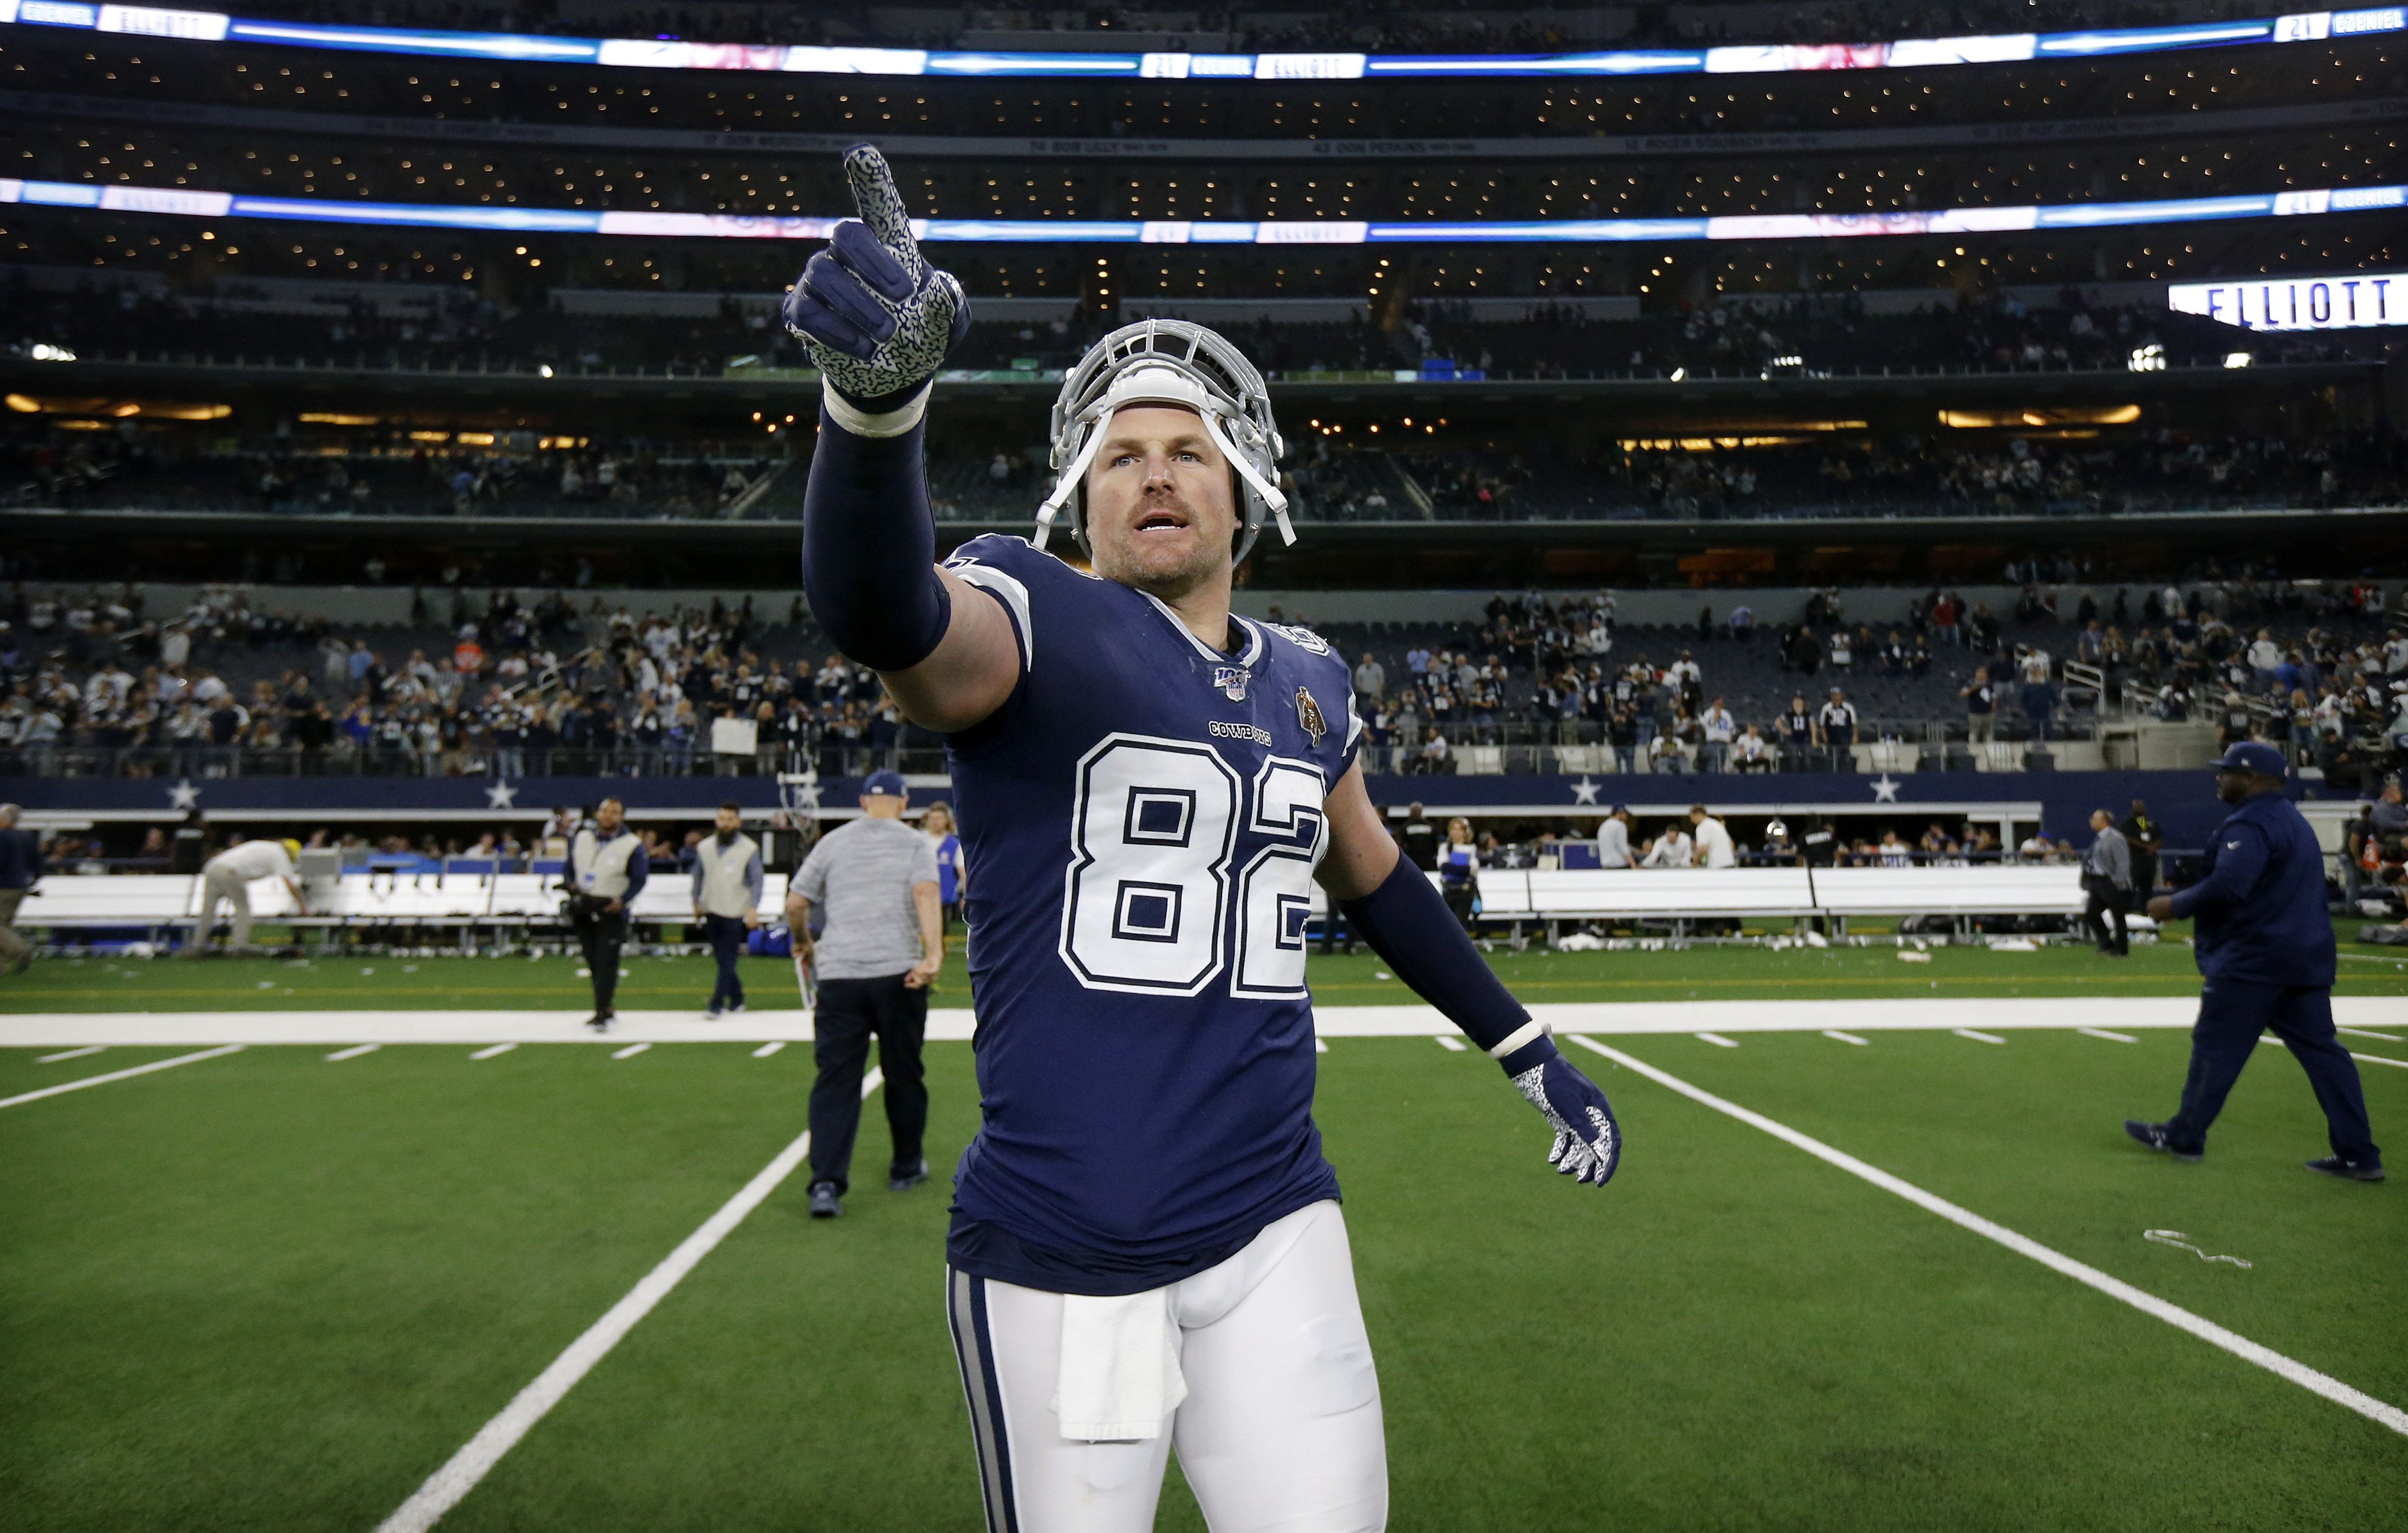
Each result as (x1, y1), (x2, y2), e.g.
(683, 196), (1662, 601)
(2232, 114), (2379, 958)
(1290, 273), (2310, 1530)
(821, 378), (931, 439)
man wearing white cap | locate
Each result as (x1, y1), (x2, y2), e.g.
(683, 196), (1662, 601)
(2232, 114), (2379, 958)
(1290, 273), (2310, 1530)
(194, 834), (304, 954)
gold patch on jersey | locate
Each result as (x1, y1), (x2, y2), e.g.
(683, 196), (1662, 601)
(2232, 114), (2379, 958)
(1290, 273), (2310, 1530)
(1294, 685), (1328, 744)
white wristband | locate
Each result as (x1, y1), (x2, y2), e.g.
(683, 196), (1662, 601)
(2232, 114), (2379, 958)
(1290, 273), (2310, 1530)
(1486, 1018), (1550, 1061)
(820, 378), (931, 438)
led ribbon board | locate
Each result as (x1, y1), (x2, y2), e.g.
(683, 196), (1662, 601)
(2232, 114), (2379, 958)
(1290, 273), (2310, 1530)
(2171, 270), (2407, 328)
(3, 177), (2401, 244)
(0, 1), (2401, 78)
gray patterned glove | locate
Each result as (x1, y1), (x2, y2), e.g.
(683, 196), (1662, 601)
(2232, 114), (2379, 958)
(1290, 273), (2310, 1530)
(781, 144), (970, 412)
(1509, 1042), (1622, 1187)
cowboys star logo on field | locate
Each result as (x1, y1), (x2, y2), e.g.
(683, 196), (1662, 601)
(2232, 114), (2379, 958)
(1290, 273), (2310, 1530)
(1294, 685), (1328, 744)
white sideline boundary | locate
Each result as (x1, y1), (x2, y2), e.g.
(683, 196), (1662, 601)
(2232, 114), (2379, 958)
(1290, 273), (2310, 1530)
(1568, 1036), (2408, 1440)
(11, 996), (2405, 1048)
(374, 1068), (883, 1533)
(0, 1044), (245, 1109)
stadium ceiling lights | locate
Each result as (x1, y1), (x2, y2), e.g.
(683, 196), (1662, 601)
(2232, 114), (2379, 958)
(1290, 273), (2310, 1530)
(5, 175), (2400, 245)
(1, 2), (2401, 79)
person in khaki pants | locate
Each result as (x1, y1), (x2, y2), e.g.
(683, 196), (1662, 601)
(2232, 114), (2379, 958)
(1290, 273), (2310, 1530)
(0, 804), (42, 975)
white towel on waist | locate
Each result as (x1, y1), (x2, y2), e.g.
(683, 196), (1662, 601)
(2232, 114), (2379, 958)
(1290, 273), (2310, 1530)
(1053, 1287), (1188, 1441)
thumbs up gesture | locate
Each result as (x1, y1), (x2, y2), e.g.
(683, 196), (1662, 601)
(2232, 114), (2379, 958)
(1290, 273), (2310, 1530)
(782, 144), (971, 412)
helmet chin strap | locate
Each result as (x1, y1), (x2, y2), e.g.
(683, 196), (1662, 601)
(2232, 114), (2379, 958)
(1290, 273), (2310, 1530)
(1036, 403), (1291, 553)
(1033, 404), (1116, 552)
(1200, 409), (1293, 547)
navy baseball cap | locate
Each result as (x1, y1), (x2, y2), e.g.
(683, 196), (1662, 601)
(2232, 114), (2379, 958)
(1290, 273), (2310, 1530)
(2213, 741), (2288, 777)
(861, 769), (909, 799)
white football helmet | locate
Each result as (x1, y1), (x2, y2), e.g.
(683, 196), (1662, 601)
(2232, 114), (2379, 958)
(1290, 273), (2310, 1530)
(1034, 318), (1291, 563)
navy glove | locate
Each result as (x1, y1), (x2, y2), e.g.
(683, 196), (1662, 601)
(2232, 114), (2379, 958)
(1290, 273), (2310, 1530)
(782, 144), (970, 412)
(1504, 1038), (1621, 1187)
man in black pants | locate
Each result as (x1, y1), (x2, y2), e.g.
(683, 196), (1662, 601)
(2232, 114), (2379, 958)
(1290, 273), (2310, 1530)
(562, 796), (646, 1031)
(786, 769), (943, 1218)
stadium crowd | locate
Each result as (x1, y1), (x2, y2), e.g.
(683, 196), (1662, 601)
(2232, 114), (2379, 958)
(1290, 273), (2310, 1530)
(2, 574), (2401, 788)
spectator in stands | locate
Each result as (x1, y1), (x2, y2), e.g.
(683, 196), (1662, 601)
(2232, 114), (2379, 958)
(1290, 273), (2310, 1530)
(1962, 667), (1997, 744)
(691, 801), (764, 1019)
(193, 834), (304, 955)
(1418, 729), (1453, 776)
(1397, 803), (1438, 872)
(1352, 651), (1385, 706)
(1689, 806), (1736, 869)
(1607, 704), (1640, 776)
(1733, 724), (1774, 774)
(2082, 808), (2134, 957)
(1776, 694), (1813, 773)
(1598, 805), (1634, 869)
(1815, 688), (1860, 772)
(2019, 646), (2056, 743)
(1728, 604), (1754, 643)
(1700, 697), (1735, 773)
(0, 805), (40, 975)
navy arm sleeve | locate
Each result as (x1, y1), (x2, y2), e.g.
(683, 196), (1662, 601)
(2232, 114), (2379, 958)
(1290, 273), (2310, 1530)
(622, 850), (648, 902)
(1340, 856), (1553, 1072)
(800, 409), (953, 673)
(2169, 823), (2267, 921)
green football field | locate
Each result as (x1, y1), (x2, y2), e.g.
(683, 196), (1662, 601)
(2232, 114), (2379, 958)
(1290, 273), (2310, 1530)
(2, 939), (2404, 1531)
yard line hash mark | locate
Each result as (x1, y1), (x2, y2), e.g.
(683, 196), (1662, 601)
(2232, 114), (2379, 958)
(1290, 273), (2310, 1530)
(752, 1041), (787, 1058)
(1568, 1036), (2408, 1440)
(326, 1044), (381, 1062)
(1433, 1036), (1467, 1052)
(0, 1045), (245, 1110)
(469, 1044), (518, 1061)
(1953, 1028), (2006, 1044)
(36, 1045), (108, 1063)
(1695, 1032), (1740, 1048)
(375, 1069), (886, 1533)
(1822, 1029), (1869, 1046)
(610, 1043), (651, 1060)
(2078, 1027), (2137, 1042)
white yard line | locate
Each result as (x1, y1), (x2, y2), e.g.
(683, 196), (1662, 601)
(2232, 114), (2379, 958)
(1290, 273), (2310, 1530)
(1822, 1029), (1870, 1046)
(751, 1041), (787, 1058)
(1568, 1036), (2408, 1440)
(375, 1068), (883, 1533)
(0, 1045), (244, 1110)
(1433, 1036), (1467, 1052)
(2351, 1052), (2408, 1071)
(2077, 1027), (2137, 1042)
(1695, 1032), (1740, 1048)
(35, 1045), (108, 1063)
(1314, 1037), (1330, 1054)
(1953, 1028), (2007, 1045)
(326, 1044), (381, 1063)
(2337, 1027), (2403, 1042)
(468, 1044), (517, 1061)
(2, 998), (2395, 1049)
(610, 1043), (651, 1061)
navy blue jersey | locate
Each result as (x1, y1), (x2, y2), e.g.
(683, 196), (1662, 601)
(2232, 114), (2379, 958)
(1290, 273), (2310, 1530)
(939, 534), (1362, 1296)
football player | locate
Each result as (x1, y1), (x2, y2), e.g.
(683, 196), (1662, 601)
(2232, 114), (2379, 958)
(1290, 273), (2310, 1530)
(784, 146), (1621, 1533)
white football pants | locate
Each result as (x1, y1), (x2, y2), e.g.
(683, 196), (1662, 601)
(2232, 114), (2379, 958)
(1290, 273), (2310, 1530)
(946, 1199), (1388, 1533)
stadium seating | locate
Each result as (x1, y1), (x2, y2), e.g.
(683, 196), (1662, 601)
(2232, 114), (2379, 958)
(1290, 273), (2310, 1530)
(14, 870), (792, 935)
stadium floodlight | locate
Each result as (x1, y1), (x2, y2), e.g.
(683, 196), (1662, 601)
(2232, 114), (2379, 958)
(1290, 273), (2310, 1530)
(2, 176), (2401, 247)
(26, 342), (77, 361)
(2223, 351), (2254, 368)
(1669, 367), (1688, 382)
(2126, 343), (2167, 372)
(3, 3), (2400, 78)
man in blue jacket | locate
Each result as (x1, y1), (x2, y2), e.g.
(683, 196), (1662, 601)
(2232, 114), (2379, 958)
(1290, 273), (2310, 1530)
(2126, 742), (2382, 1181)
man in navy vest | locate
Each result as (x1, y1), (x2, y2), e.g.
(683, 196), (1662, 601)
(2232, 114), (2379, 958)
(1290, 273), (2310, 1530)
(2125, 742), (2382, 1181)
